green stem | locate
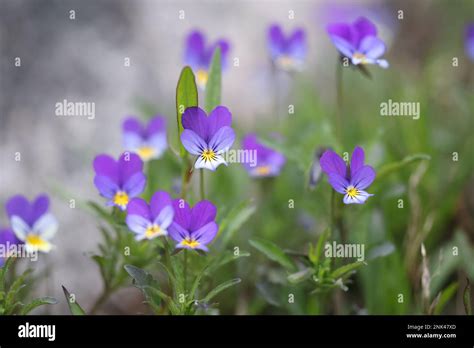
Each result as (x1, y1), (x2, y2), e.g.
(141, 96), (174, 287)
(183, 249), (188, 294)
(335, 61), (343, 145)
(200, 169), (205, 200)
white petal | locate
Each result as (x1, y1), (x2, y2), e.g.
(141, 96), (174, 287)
(10, 216), (30, 241)
(32, 213), (58, 240)
(194, 153), (227, 171)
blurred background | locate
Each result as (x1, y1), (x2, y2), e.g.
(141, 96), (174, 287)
(0, 0), (473, 314)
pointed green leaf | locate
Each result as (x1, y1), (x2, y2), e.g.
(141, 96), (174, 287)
(288, 268), (314, 284)
(218, 200), (256, 249)
(376, 153), (431, 181)
(176, 66), (198, 157)
(205, 47), (221, 113)
(202, 278), (241, 303)
(61, 286), (86, 315)
(434, 282), (458, 315)
(249, 238), (297, 272)
(331, 261), (365, 279)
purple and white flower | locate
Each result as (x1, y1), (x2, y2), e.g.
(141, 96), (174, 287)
(122, 116), (167, 161)
(327, 17), (389, 68)
(169, 199), (218, 252)
(241, 133), (285, 177)
(184, 30), (230, 89)
(6, 194), (58, 253)
(93, 152), (146, 210)
(126, 191), (174, 241)
(180, 106), (235, 171)
(465, 23), (474, 61)
(320, 146), (376, 204)
(267, 24), (307, 71)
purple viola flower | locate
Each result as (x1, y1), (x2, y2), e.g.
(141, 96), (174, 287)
(168, 199), (218, 252)
(327, 17), (389, 68)
(180, 106), (235, 171)
(241, 133), (286, 177)
(125, 191), (174, 241)
(184, 30), (230, 89)
(93, 152), (146, 210)
(320, 146), (376, 204)
(465, 23), (474, 61)
(267, 24), (307, 71)
(6, 194), (58, 253)
(122, 116), (167, 161)
(0, 228), (22, 267)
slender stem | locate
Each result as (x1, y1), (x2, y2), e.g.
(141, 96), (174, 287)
(183, 249), (188, 294)
(90, 286), (112, 315)
(200, 169), (205, 200)
(335, 61), (343, 145)
(330, 189), (336, 237)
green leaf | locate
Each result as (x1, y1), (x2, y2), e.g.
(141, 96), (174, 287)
(218, 200), (256, 249)
(61, 286), (86, 315)
(331, 261), (366, 279)
(202, 278), (241, 303)
(176, 66), (198, 157)
(249, 238), (297, 272)
(464, 279), (472, 315)
(433, 282), (458, 315)
(310, 228), (330, 265)
(21, 297), (57, 315)
(4, 269), (31, 313)
(205, 47), (221, 113)
(0, 257), (15, 292)
(376, 153), (431, 181)
(124, 265), (162, 310)
(287, 268), (314, 284)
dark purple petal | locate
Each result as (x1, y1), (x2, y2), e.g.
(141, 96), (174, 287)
(190, 200), (216, 231)
(122, 172), (146, 197)
(30, 195), (49, 226)
(127, 198), (151, 220)
(351, 165), (376, 190)
(320, 150), (347, 178)
(208, 126), (235, 153)
(172, 199), (191, 230)
(6, 195), (31, 224)
(350, 146), (365, 178)
(0, 228), (21, 246)
(146, 116), (166, 137)
(93, 154), (119, 183)
(182, 107), (209, 141)
(353, 17), (377, 46)
(122, 117), (143, 135)
(168, 221), (189, 243)
(242, 133), (259, 151)
(192, 221), (218, 246)
(267, 151), (286, 175)
(94, 175), (119, 199)
(150, 191), (172, 220)
(287, 28), (307, 60)
(268, 24), (285, 58)
(181, 129), (207, 156)
(184, 30), (206, 69)
(207, 106), (232, 139)
(328, 173), (349, 194)
(465, 23), (474, 60)
(359, 36), (386, 59)
(118, 152), (144, 185)
(327, 22), (354, 45)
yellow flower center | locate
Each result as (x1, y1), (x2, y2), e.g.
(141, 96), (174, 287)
(144, 224), (163, 239)
(346, 186), (359, 198)
(352, 52), (368, 64)
(196, 69), (209, 88)
(255, 165), (271, 176)
(181, 238), (200, 249)
(201, 149), (216, 162)
(25, 234), (50, 252)
(113, 191), (129, 208)
(137, 146), (156, 161)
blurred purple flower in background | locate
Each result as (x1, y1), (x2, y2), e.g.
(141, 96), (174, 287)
(93, 153), (146, 210)
(241, 133), (285, 177)
(267, 24), (307, 71)
(122, 116), (167, 162)
(181, 106), (235, 171)
(126, 191), (174, 241)
(465, 23), (474, 61)
(0, 228), (21, 266)
(169, 199), (218, 252)
(6, 194), (58, 253)
(184, 30), (230, 89)
(320, 146), (376, 204)
(327, 17), (389, 68)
